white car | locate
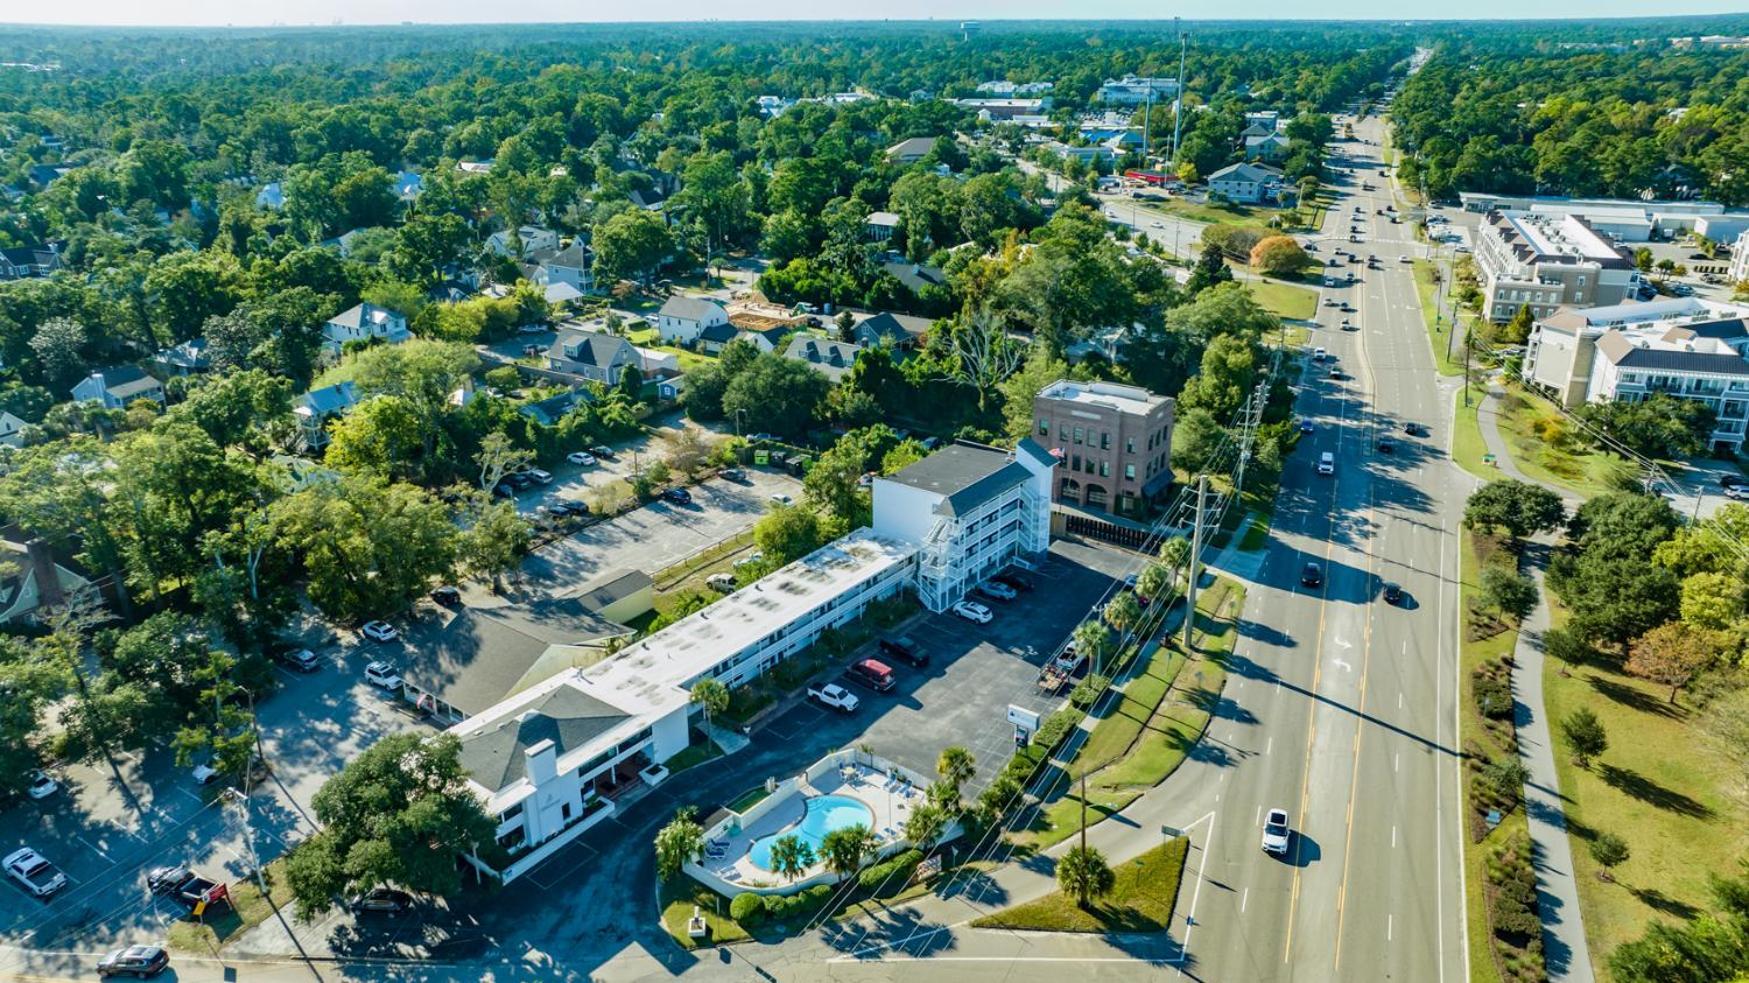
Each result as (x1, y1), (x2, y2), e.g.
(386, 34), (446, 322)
(1725, 484), (1748, 500)
(191, 762), (220, 785)
(1261, 808), (1291, 855)
(567, 451), (597, 467)
(4, 847), (67, 898)
(25, 770), (57, 800)
(952, 600), (994, 625)
(359, 621), (399, 643)
(769, 494), (794, 506)
(527, 468), (553, 485)
(363, 661), (403, 692)
(1311, 347), (1327, 362)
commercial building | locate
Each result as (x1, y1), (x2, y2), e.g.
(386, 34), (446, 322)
(952, 97), (1050, 120)
(1457, 193), (1749, 242)
(872, 440), (1054, 613)
(1097, 76), (1180, 105)
(1730, 229), (1749, 285)
(1524, 297), (1749, 452)
(449, 440), (1054, 881)
(1031, 380), (1175, 516)
(1207, 162), (1285, 205)
(1473, 210), (1637, 323)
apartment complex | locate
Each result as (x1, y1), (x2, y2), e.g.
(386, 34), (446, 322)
(1524, 297), (1749, 452)
(1473, 210), (1637, 323)
(1030, 380), (1175, 517)
(1097, 76), (1180, 105)
(1730, 228), (1749, 285)
(1457, 193), (1749, 243)
(450, 440), (1054, 882)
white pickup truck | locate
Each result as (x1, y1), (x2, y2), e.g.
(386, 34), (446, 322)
(807, 682), (860, 713)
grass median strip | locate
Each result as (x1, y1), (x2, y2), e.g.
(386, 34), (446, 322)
(969, 837), (1190, 933)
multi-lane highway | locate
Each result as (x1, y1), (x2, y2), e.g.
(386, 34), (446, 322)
(1181, 110), (1470, 983)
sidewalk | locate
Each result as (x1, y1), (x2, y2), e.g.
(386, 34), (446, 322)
(1478, 386), (1595, 982)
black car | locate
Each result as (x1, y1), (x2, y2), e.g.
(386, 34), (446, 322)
(1720, 474), (1746, 489)
(719, 467), (747, 483)
(1382, 582), (1404, 605)
(430, 586), (462, 607)
(1377, 438), (1395, 454)
(1301, 562), (1324, 588)
(662, 487), (693, 505)
(878, 636), (929, 667)
(272, 647), (321, 672)
(146, 865), (194, 895)
(589, 445), (616, 460)
(348, 887), (415, 915)
(1403, 421), (1424, 436)
(996, 569), (1036, 592)
(97, 945), (169, 978)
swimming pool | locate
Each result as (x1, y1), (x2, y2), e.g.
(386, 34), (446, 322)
(746, 794), (874, 871)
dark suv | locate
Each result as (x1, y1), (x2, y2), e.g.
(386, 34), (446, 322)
(1301, 562), (1323, 588)
(878, 636), (929, 667)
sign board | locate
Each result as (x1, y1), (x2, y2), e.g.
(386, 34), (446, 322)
(754, 450), (770, 465)
(1006, 704), (1042, 734)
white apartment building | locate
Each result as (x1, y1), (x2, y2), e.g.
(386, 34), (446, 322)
(1524, 297), (1749, 452)
(1473, 210), (1638, 323)
(872, 440), (1054, 613)
(450, 439), (1056, 882)
(1097, 76), (1180, 105)
(1729, 228), (1749, 285)
(1457, 193), (1749, 242)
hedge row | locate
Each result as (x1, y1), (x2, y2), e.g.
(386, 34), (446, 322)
(857, 849), (924, 896)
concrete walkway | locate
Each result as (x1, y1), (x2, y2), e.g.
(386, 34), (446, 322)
(1478, 385), (1595, 982)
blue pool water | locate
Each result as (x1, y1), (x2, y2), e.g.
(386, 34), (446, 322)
(746, 794), (874, 871)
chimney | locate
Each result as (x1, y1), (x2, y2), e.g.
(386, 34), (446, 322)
(26, 537), (63, 609)
(522, 731), (558, 785)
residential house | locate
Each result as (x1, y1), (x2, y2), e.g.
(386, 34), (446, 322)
(1031, 380), (1175, 516)
(0, 529), (96, 625)
(255, 182), (285, 210)
(732, 325), (790, 354)
(519, 389), (591, 427)
(531, 241), (591, 292)
(880, 259), (948, 297)
(1524, 298), (1749, 452)
(1206, 162), (1285, 205)
(26, 164), (68, 189)
(655, 296), (729, 345)
(0, 242), (62, 280)
(487, 226), (561, 260)
(457, 160), (495, 175)
(321, 303), (410, 354)
(394, 170), (423, 201)
(151, 338), (211, 376)
(1244, 132), (1292, 162)
(852, 311), (932, 350)
(544, 329), (640, 386)
(784, 336), (862, 383)
(293, 381), (359, 449)
(572, 568), (654, 625)
(71, 367), (165, 410)
(865, 212), (900, 243)
(695, 322), (740, 355)
(886, 138), (938, 165)
(1730, 228), (1749, 285)
(0, 411), (28, 449)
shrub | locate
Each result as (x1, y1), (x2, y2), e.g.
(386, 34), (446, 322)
(729, 891), (766, 924)
(1068, 675), (1110, 708)
(858, 849), (924, 896)
(1472, 667), (1513, 720)
(1033, 708), (1084, 750)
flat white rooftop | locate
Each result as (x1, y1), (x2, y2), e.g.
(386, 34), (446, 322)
(576, 528), (916, 717)
(1498, 211), (1622, 263)
(1038, 379), (1170, 415)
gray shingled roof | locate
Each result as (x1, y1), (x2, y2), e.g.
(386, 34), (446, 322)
(1596, 332), (1749, 376)
(456, 685), (631, 791)
(658, 296), (724, 322)
(784, 335), (862, 381)
(547, 329), (633, 368)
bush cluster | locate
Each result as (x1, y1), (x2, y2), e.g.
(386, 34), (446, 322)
(857, 849), (924, 896)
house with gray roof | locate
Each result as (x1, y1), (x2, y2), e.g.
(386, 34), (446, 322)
(152, 337), (211, 376)
(0, 242), (63, 280)
(532, 241), (593, 293)
(70, 367), (165, 410)
(1207, 161), (1284, 205)
(655, 296), (729, 345)
(784, 335), (863, 382)
(519, 389), (593, 427)
(293, 381), (360, 449)
(321, 302), (410, 354)
(545, 329), (638, 386)
(852, 311), (933, 349)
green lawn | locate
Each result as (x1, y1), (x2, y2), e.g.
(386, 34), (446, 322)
(1073, 648), (1186, 776)
(1139, 197), (1283, 229)
(665, 737), (724, 774)
(1452, 382), (1493, 481)
(1248, 279), (1318, 321)
(1485, 385), (1637, 500)
(1412, 260), (1465, 376)
(969, 836), (1190, 933)
(726, 785), (772, 815)
(659, 879), (752, 950)
(310, 356), (363, 391)
(1542, 607), (1749, 968)
(167, 860), (290, 952)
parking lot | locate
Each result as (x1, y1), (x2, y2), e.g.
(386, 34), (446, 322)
(519, 468), (801, 590)
(0, 628), (432, 955)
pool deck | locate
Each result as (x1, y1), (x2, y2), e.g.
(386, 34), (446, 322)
(701, 765), (921, 888)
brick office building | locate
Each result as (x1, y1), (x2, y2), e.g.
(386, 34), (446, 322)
(1031, 380), (1175, 517)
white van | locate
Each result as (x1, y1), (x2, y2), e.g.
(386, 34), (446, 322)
(1317, 452), (1335, 475)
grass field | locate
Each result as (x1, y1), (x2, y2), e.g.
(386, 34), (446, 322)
(1145, 198), (1281, 228)
(1484, 386), (1637, 500)
(1412, 260), (1465, 376)
(1452, 383), (1493, 481)
(968, 836), (1190, 933)
(167, 861), (290, 952)
(1542, 604), (1749, 967)
(1249, 279), (1318, 321)
(660, 879), (752, 950)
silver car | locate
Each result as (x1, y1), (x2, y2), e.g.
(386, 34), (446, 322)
(1261, 808), (1291, 856)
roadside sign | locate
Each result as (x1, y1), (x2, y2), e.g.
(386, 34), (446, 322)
(1006, 704), (1041, 734)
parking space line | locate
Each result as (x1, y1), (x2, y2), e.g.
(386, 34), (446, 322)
(174, 788), (204, 807)
(72, 836), (112, 863)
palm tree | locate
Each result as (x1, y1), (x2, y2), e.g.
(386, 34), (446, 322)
(1072, 619), (1110, 674)
(1056, 844), (1116, 910)
(903, 804), (949, 853)
(654, 806), (705, 881)
(1157, 536), (1191, 574)
(936, 745), (976, 798)
(689, 678), (730, 744)
(1104, 591), (1141, 638)
(768, 834), (815, 883)
(1136, 563), (1170, 603)
(820, 824), (877, 882)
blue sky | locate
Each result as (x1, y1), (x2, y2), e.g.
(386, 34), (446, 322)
(0, 2), (1736, 27)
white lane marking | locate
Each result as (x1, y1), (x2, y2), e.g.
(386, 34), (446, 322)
(1389, 913), (1395, 942)
(1255, 805), (1261, 825)
(1242, 888), (1250, 913)
(1393, 825), (1398, 849)
(1399, 692), (1404, 710)
(1266, 736), (1274, 757)
(1174, 811), (1218, 971)
(1335, 637), (1353, 649)
(73, 836), (111, 863)
(1333, 658), (1353, 672)
(1395, 752), (1400, 772)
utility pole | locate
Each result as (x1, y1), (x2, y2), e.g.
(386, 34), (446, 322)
(1462, 325), (1474, 407)
(1170, 20), (1188, 167)
(1182, 474), (1208, 650)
